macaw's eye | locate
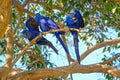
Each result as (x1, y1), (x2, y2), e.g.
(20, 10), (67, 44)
(72, 17), (76, 20)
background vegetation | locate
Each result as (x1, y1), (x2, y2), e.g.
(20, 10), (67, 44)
(0, 0), (120, 80)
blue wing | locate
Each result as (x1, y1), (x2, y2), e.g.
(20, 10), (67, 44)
(35, 14), (64, 34)
(35, 13), (51, 32)
(47, 18), (60, 29)
(39, 19), (51, 32)
(74, 10), (84, 28)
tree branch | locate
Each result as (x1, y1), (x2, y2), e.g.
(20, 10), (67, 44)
(13, 1), (34, 16)
(26, 52), (47, 68)
(0, 0), (12, 38)
(5, 63), (120, 80)
(29, 0), (63, 11)
(15, 41), (47, 68)
(13, 11), (22, 34)
(100, 53), (120, 64)
(81, 38), (120, 61)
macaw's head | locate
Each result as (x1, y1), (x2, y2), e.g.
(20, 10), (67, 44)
(35, 13), (43, 22)
(21, 30), (31, 39)
(26, 17), (39, 31)
(66, 13), (78, 25)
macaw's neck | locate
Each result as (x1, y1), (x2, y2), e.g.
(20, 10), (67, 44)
(35, 13), (43, 22)
(68, 23), (79, 29)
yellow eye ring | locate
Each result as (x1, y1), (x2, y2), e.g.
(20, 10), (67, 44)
(72, 17), (76, 20)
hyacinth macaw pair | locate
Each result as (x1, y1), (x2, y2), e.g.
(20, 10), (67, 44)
(22, 14), (69, 56)
(22, 10), (84, 64)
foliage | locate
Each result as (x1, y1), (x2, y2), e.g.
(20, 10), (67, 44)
(0, 0), (120, 80)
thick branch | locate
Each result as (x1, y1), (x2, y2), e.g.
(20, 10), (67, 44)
(4, 63), (120, 80)
(4, 26), (14, 67)
(0, 0), (12, 38)
(10, 69), (68, 80)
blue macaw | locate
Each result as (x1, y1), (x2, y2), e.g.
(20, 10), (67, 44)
(21, 30), (58, 54)
(66, 10), (84, 64)
(35, 13), (71, 59)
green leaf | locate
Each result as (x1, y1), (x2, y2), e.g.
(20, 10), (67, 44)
(103, 0), (106, 2)
(88, 0), (92, 3)
(102, 57), (106, 62)
(103, 47), (106, 53)
(118, 32), (120, 37)
(62, 0), (67, 5)
(83, 11), (90, 18)
(0, 59), (3, 62)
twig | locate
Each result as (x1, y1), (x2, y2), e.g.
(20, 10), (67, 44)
(29, 0), (63, 11)
(100, 53), (120, 64)
(15, 41), (47, 68)
(13, 12), (22, 34)
(14, 1), (34, 16)
(26, 52), (47, 68)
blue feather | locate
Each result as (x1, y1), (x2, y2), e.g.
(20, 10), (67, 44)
(55, 33), (69, 54)
(73, 32), (80, 64)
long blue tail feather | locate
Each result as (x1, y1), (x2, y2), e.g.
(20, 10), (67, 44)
(55, 33), (69, 54)
(73, 32), (80, 64)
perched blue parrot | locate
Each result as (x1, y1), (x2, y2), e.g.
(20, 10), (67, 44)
(66, 10), (84, 64)
(35, 13), (71, 59)
(21, 30), (58, 54)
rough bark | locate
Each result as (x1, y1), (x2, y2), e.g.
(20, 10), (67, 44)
(0, 63), (120, 80)
(0, 0), (12, 39)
